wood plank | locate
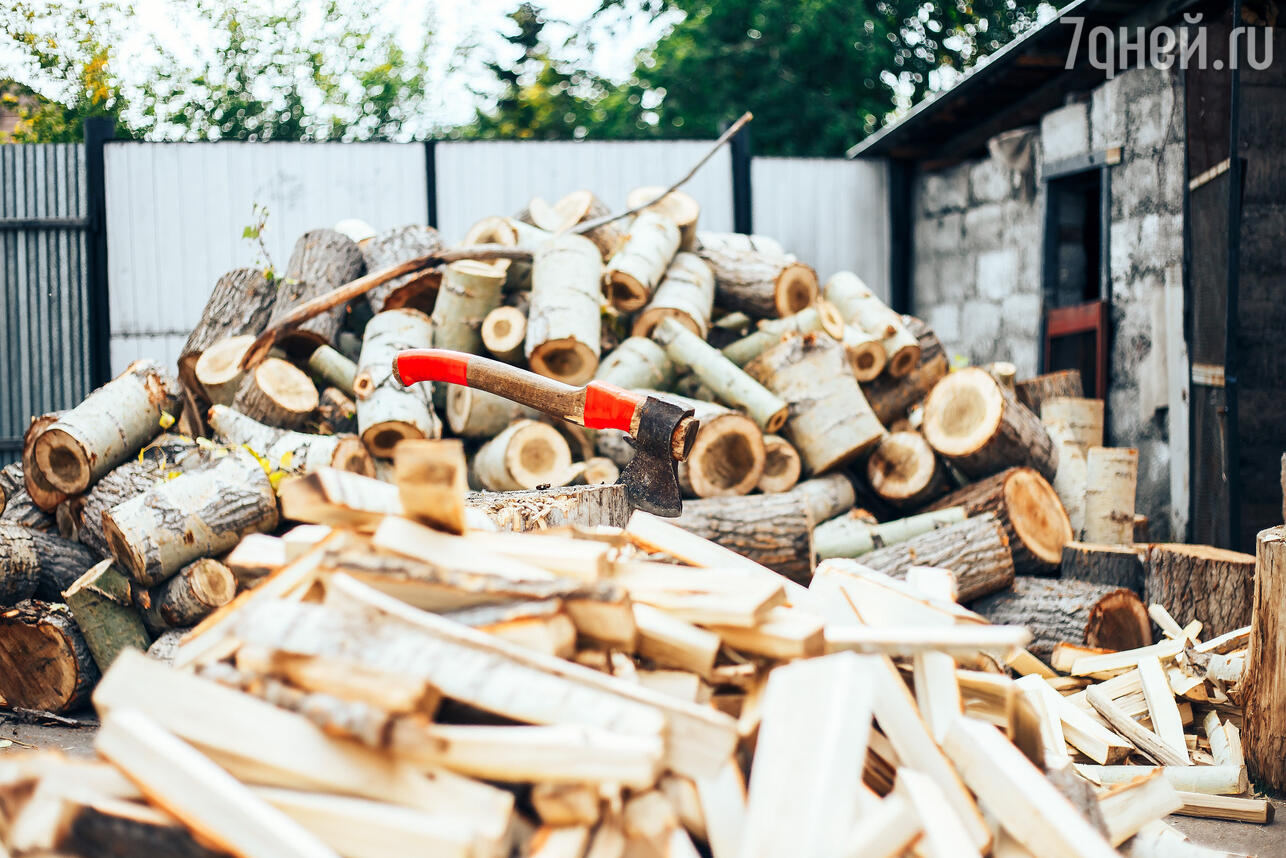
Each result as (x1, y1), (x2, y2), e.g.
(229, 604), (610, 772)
(1138, 655), (1189, 762)
(810, 560), (984, 628)
(529, 825), (591, 858)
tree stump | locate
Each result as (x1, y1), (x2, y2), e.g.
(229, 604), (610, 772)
(926, 467), (1072, 576)
(178, 267), (276, 399)
(32, 360), (182, 495)
(1060, 542), (1145, 593)
(1244, 526), (1286, 789)
(431, 260), (507, 354)
(481, 306), (527, 364)
(922, 366), (1057, 482)
(595, 337), (676, 391)
(865, 431), (948, 510)
(104, 448), (279, 587)
(644, 392), (764, 499)
(857, 513), (1014, 602)
(824, 272), (920, 378)
(525, 234), (603, 385)
(143, 557), (237, 631)
(0, 462), (53, 531)
(1083, 447), (1137, 545)
(231, 357), (319, 431)
(356, 308), (440, 457)
(746, 333), (885, 474)
(0, 600), (99, 712)
(605, 210), (681, 311)
(719, 302), (844, 367)
(786, 473), (856, 525)
(671, 493), (814, 583)
(467, 484), (630, 532)
(627, 187), (701, 250)
(632, 252), (716, 339)
(472, 420), (573, 492)
(266, 229), (366, 355)
(758, 436), (802, 494)
(1015, 370), (1083, 416)
(208, 405), (374, 477)
(359, 224), (444, 314)
(860, 316), (948, 427)
(1143, 543), (1255, 636)
(64, 559), (151, 671)
(696, 242), (817, 318)
(970, 577), (1151, 658)
(445, 386), (537, 439)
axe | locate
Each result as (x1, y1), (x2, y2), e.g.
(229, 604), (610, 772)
(393, 349), (699, 517)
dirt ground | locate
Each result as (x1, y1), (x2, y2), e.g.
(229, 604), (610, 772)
(2, 716), (1283, 854)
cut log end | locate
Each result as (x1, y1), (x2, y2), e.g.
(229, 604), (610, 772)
(846, 339), (887, 382)
(924, 370), (1004, 458)
(33, 427), (91, 494)
(193, 334), (255, 405)
(885, 342), (922, 379)
(235, 358), (319, 430)
(0, 601), (99, 712)
(481, 306), (527, 359)
(362, 421), (427, 459)
(757, 435), (802, 493)
(1086, 588), (1152, 651)
(529, 338), (599, 386)
(773, 263), (819, 317)
(605, 271), (651, 313)
(474, 420), (573, 492)
(1004, 467), (1074, 567)
(684, 414), (765, 498)
(633, 306), (702, 340)
(333, 436), (378, 477)
(866, 431), (944, 509)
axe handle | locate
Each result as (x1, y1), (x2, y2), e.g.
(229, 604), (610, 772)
(393, 349), (645, 434)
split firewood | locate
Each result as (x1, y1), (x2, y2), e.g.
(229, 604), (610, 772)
(19, 786), (227, 858)
(813, 506), (966, 560)
(431, 260), (507, 354)
(31, 359), (182, 494)
(0, 462), (54, 531)
(757, 435), (801, 493)
(971, 577), (1151, 658)
(0, 521), (99, 603)
(785, 473), (856, 525)
(922, 366), (1057, 482)
(316, 386), (358, 435)
(525, 234), (603, 385)
(1144, 543), (1255, 638)
(718, 301), (844, 367)
(64, 559), (151, 671)
(595, 336), (676, 391)
(860, 315), (948, 427)
(481, 305), (527, 363)
(279, 469), (402, 531)
(1015, 369), (1083, 415)
(1042, 396), (1105, 449)
(857, 512), (1014, 602)
(824, 272), (920, 377)
(632, 252), (716, 339)
(22, 412), (67, 512)
(264, 228), (366, 356)
(671, 493), (813, 582)
(232, 357), (319, 431)
(605, 210), (681, 311)
(446, 386), (538, 439)
(628, 187), (701, 250)
(209, 405), (373, 477)
(142, 557), (237, 632)
(1243, 525), (1286, 790)
(359, 224), (443, 314)
(865, 431), (949, 510)
(104, 447), (279, 587)
(927, 467), (1072, 576)
(471, 419), (574, 492)
(355, 308), (440, 456)
(1084, 447), (1138, 544)
(652, 317), (788, 432)
(745, 333), (885, 474)
(178, 267), (277, 399)
(394, 439), (468, 534)
(642, 391), (764, 499)
(696, 241), (817, 318)
(306, 344), (358, 397)
(0, 600), (99, 712)
(1062, 542), (1146, 593)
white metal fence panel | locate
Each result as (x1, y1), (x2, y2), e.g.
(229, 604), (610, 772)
(104, 142), (428, 373)
(434, 140), (735, 243)
(751, 157), (889, 301)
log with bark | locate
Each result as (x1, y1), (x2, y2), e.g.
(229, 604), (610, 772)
(604, 210), (681, 312)
(813, 506), (966, 560)
(1041, 397), (1104, 450)
(431, 260), (507, 354)
(718, 302), (844, 367)
(231, 357), (319, 431)
(696, 242), (817, 318)
(265, 229), (366, 356)
(856, 512), (1015, 602)
(839, 325), (887, 382)
(745, 333), (885, 474)
(785, 473), (856, 525)
(317, 386), (358, 435)
(671, 493), (814, 583)
(1051, 438), (1088, 539)
(22, 413), (67, 513)
(208, 405), (374, 477)
(0, 462), (54, 531)
(757, 435), (801, 494)
(481, 305), (527, 364)
(0, 600), (99, 712)
(143, 557), (237, 632)
(632, 252), (716, 339)
(524, 234), (604, 385)
(356, 308), (441, 457)
(72, 459), (167, 558)
(1143, 543), (1255, 638)
(1015, 370), (1083, 416)
(306, 345), (358, 397)
(471, 420), (574, 492)
(865, 431), (948, 510)
(595, 336), (676, 391)
(627, 187), (700, 251)
(64, 559), (151, 670)
(0, 522), (99, 603)
(540, 190), (628, 261)
(1244, 526), (1286, 789)
(103, 448), (279, 587)
(926, 467), (1072, 576)
(463, 216), (525, 286)
(31, 360), (182, 495)
(193, 335), (255, 406)
(1083, 447), (1137, 545)
(823, 272), (920, 378)
(178, 268), (276, 399)
(1060, 541), (1146, 593)
(359, 225), (444, 314)
(642, 391), (764, 499)
(969, 577), (1151, 658)
(446, 386), (537, 439)
(859, 316), (948, 427)
(922, 366), (1057, 482)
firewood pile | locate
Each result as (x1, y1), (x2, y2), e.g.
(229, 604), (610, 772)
(0, 175), (1279, 856)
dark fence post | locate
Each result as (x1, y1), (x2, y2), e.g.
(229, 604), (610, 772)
(424, 139), (438, 229)
(83, 117), (116, 387)
(887, 158), (914, 314)
(729, 122), (753, 234)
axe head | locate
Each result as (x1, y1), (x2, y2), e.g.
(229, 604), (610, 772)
(618, 395), (698, 517)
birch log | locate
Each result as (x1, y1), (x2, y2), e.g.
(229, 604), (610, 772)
(595, 337), (675, 391)
(463, 216), (522, 283)
(193, 335), (255, 406)
(0, 522), (96, 603)
(642, 391), (764, 498)
(481, 306), (527, 363)
(143, 558), (237, 631)
(74, 458), (167, 557)
(232, 357), (319, 431)
(472, 420), (574, 492)
(1143, 544), (1255, 637)
(652, 317), (788, 433)
(306, 345), (358, 397)
(856, 513), (1015, 602)
(672, 494), (814, 582)
(208, 405), (374, 477)
(546, 190), (628, 261)
(178, 268), (276, 398)
(355, 308), (440, 457)
(266, 229), (366, 355)
(359, 224), (444, 314)
(628, 187), (701, 251)
(431, 260), (507, 354)
(1052, 438), (1089, 539)
(64, 559), (151, 670)
(865, 431), (949, 510)
(786, 474), (856, 524)
(840, 325), (887, 381)
(0, 462), (53, 531)
(860, 316), (948, 427)
(1083, 447), (1137, 545)
(1041, 397), (1105, 450)
(446, 386), (537, 439)
(922, 366), (1057, 481)
(1244, 526), (1286, 789)
(23, 413), (66, 512)
(813, 506), (966, 560)
(824, 272), (921, 378)
(746, 333), (886, 474)
(697, 232), (785, 257)
(632, 252), (716, 339)
(696, 244), (817, 318)
(970, 577), (1151, 658)
(0, 600), (98, 712)
(525, 234), (603, 385)
(32, 360), (181, 495)
(719, 302), (844, 367)
(758, 436), (802, 494)
(103, 448), (279, 587)
(604, 210), (681, 311)
(1015, 370), (1083, 416)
